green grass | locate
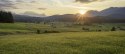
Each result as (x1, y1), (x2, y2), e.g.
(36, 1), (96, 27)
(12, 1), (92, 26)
(0, 23), (27, 30)
(0, 23), (125, 54)
(0, 31), (125, 54)
(0, 23), (124, 32)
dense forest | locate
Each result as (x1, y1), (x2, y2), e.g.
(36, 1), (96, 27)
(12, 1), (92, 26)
(0, 11), (14, 23)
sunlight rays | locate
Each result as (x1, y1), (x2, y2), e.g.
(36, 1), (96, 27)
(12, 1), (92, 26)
(79, 10), (85, 15)
(76, 10), (86, 22)
(76, 13), (84, 22)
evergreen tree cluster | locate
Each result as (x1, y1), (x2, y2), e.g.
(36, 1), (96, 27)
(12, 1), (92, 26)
(0, 11), (14, 23)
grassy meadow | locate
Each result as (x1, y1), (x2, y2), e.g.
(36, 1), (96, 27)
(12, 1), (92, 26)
(0, 23), (125, 54)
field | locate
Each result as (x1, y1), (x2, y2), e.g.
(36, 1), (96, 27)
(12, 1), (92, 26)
(0, 23), (125, 54)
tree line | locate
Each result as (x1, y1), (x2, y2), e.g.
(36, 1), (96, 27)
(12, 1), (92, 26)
(0, 11), (14, 23)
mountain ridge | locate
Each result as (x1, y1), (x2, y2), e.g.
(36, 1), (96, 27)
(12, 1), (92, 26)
(84, 7), (125, 18)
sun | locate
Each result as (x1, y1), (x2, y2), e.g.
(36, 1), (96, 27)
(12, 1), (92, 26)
(79, 10), (85, 15)
(76, 10), (87, 23)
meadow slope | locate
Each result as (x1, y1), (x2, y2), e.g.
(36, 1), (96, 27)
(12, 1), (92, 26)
(0, 31), (125, 54)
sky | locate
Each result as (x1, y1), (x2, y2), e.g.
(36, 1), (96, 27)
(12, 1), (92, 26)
(0, 0), (125, 16)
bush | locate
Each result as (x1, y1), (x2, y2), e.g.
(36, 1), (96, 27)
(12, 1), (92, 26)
(111, 27), (116, 31)
(119, 28), (125, 31)
(43, 30), (60, 33)
(97, 30), (102, 32)
(37, 30), (41, 34)
(82, 27), (89, 31)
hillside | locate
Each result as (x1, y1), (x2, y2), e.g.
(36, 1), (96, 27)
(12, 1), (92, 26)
(13, 14), (44, 23)
(0, 31), (125, 54)
(13, 7), (125, 23)
(85, 7), (125, 18)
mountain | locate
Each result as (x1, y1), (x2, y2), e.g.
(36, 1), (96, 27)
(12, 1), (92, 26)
(13, 14), (44, 23)
(13, 7), (125, 23)
(84, 7), (125, 18)
(100, 7), (125, 16)
(84, 10), (100, 17)
(13, 13), (78, 22)
(22, 11), (46, 17)
(44, 14), (77, 22)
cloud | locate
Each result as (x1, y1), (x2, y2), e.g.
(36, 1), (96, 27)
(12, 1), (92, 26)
(38, 8), (47, 10)
(15, 0), (24, 3)
(75, 0), (105, 3)
(22, 11), (46, 17)
(30, 1), (37, 3)
(0, 0), (16, 10)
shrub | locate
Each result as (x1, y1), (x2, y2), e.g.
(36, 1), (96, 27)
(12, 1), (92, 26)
(37, 30), (41, 34)
(82, 27), (90, 31)
(119, 28), (125, 31)
(98, 30), (102, 32)
(43, 30), (60, 33)
(111, 27), (116, 31)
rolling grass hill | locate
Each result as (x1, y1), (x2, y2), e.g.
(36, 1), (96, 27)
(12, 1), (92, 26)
(0, 31), (125, 54)
(0, 23), (125, 54)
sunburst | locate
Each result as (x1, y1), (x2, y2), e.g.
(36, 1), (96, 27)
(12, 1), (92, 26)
(79, 10), (85, 15)
(75, 10), (86, 23)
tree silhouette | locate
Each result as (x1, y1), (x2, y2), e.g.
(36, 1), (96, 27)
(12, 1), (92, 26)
(111, 27), (116, 31)
(0, 11), (14, 23)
